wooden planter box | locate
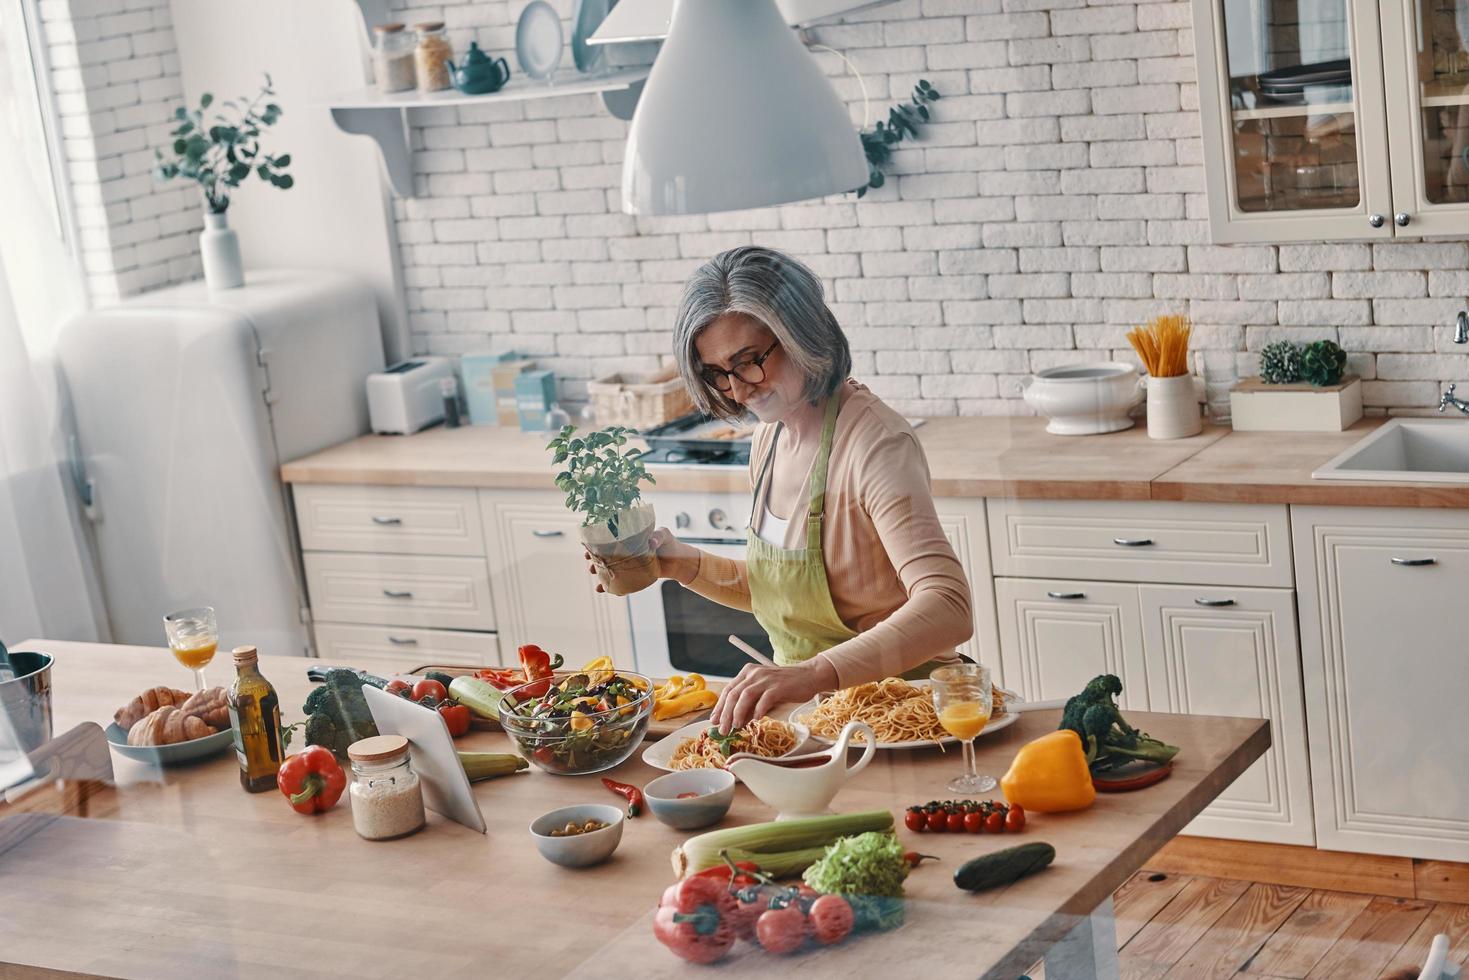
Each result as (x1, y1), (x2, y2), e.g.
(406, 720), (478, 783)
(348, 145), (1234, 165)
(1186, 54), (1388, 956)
(1229, 375), (1363, 432)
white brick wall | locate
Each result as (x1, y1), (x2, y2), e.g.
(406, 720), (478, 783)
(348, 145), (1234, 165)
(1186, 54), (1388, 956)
(40, 0), (199, 301)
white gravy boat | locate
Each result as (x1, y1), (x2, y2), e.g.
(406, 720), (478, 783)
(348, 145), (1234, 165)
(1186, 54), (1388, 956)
(726, 721), (876, 819)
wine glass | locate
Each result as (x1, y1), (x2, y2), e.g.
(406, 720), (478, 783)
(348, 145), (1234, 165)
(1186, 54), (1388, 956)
(164, 607), (218, 692)
(930, 663), (996, 793)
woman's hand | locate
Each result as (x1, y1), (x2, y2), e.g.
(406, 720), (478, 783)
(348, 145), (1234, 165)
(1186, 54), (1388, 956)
(710, 658), (838, 734)
(585, 527), (699, 593)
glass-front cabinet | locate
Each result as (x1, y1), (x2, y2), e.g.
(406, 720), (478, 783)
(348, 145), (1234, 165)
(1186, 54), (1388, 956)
(1193, 0), (1469, 241)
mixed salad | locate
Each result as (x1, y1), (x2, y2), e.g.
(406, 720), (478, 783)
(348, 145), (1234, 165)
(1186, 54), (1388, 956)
(500, 657), (652, 773)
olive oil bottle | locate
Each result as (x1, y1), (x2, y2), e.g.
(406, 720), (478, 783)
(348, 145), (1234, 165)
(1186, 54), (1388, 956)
(227, 645), (283, 792)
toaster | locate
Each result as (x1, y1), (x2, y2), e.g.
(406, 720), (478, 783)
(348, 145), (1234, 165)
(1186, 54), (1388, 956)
(367, 356), (455, 434)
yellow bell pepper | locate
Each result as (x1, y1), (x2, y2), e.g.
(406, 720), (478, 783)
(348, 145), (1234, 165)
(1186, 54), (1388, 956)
(569, 709), (594, 732)
(580, 655), (614, 674)
(652, 673), (717, 721)
(999, 729), (1097, 813)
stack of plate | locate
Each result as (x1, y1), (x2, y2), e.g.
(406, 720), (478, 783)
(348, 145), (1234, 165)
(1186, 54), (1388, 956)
(1256, 58), (1353, 105)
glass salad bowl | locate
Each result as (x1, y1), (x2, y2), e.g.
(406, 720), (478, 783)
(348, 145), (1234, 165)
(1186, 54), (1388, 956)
(497, 669), (654, 775)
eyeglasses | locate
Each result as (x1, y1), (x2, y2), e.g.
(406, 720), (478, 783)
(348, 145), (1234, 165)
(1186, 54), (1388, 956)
(700, 340), (780, 392)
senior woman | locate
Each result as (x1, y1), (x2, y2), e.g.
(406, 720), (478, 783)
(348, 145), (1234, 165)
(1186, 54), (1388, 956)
(622, 246), (973, 732)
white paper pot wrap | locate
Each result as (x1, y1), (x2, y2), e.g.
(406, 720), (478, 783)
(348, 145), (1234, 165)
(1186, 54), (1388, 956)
(578, 502), (657, 596)
(1146, 375), (1203, 440)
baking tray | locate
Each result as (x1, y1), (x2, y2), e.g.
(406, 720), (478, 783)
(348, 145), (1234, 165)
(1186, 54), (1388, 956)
(636, 411), (755, 454)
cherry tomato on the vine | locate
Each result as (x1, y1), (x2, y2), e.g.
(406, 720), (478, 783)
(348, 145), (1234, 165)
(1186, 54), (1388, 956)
(905, 808), (927, 832)
(945, 810), (965, 833)
(963, 810), (984, 833)
(926, 810), (948, 832)
(985, 810), (1005, 833)
(1006, 805), (1026, 832)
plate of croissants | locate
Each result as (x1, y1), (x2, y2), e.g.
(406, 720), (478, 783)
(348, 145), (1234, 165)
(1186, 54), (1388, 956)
(104, 685), (233, 765)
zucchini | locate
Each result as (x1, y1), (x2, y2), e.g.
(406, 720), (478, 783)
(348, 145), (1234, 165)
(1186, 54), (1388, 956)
(358, 670), (389, 690)
(953, 842), (1056, 892)
(458, 752), (527, 781)
(449, 675), (506, 720)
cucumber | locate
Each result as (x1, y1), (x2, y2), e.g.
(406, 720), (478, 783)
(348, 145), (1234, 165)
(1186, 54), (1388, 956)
(953, 842), (1056, 892)
(449, 675), (506, 720)
(458, 752), (528, 781)
(424, 670), (456, 689)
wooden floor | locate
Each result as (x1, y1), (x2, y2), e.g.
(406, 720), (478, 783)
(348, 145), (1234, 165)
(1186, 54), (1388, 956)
(1028, 869), (1469, 979)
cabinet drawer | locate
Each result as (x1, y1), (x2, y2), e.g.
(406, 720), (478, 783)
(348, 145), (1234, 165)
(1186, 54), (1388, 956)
(313, 623), (501, 669)
(987, 499), (1291, 587)
(294, 484), (484, 556)
(303, 553), (496, 631)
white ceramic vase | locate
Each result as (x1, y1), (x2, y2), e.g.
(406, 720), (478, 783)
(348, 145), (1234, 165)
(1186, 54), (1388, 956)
(1146, 375), (1203, 440)
(200, 210), (244, 290)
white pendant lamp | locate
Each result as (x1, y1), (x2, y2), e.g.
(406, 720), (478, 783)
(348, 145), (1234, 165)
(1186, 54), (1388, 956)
(620, 0), (869, 215)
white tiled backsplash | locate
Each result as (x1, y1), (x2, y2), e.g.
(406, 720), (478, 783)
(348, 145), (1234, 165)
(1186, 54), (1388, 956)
(48, 0), (1469, 416)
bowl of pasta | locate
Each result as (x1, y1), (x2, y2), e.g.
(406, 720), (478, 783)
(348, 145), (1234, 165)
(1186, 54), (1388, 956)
(788, 677), (1018, 750)
(640, 716), (808, 775)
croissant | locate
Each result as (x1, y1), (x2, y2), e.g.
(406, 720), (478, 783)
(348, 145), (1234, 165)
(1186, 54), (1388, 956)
(179, 687), (229, 731)
(115, 686), (192, 730)
(127, 705), (216, 746)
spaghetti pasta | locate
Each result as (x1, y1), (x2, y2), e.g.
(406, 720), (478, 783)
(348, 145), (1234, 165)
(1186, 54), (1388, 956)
(804, 678), (1008, 746)
(668, 717), (798, 770)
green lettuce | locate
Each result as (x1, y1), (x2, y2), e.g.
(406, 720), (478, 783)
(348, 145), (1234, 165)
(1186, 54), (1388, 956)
(801, 831), (908, 932)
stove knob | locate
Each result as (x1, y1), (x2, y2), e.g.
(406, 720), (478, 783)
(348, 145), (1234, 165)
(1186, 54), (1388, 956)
(675, 512), (691, 530)
(708, 508), (730, 531)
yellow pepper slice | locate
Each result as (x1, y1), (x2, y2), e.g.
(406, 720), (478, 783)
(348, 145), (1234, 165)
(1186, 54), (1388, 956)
(999, 729), (1097, 813)
(569, 710), (594, 732)
(653, 688), (718, 721)
(580, 656), (614, 674)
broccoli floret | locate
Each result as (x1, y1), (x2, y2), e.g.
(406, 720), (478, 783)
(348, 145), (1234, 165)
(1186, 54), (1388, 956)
(1059, 673), (1178, 772)
(301, 669), (380, 759)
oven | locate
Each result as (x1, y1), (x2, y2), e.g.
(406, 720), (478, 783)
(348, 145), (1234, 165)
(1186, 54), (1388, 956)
(627, 487), (774, 680)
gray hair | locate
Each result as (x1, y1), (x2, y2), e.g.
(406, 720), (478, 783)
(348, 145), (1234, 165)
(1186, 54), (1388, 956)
(673, 246), (852, 420)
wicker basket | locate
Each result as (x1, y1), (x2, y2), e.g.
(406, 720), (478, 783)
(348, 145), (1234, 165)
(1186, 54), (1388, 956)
(587, 366), (692, 431)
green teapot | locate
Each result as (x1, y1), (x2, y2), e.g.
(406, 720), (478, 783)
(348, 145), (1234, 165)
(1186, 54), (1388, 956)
(448, 42), (511, 95)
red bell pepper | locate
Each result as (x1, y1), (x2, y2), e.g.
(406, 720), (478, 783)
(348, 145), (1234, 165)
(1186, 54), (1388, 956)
(276, 745), (346, 815)
(517, 644), (564, 698)
(652, 874), (737, 965)
(475, 666), (525, 691)
(438, 702), (471, 737)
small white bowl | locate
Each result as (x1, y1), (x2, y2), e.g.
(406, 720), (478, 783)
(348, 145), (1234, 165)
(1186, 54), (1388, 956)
(529, 803), (625, 868)
(643, 769), (736, 830)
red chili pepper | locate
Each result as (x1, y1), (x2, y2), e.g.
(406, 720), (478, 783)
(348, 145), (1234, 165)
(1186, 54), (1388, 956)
(475, 667), (525, 690)
(437, 701), (471, 737)
(276, 746), (346, 815)
(903, 851), (940, 868)
(601, 777), (645, 817)
(518, 644), (563, 698)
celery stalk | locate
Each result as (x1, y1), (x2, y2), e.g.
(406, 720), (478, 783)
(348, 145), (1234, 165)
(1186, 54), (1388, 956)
(671, 810), (894, 878)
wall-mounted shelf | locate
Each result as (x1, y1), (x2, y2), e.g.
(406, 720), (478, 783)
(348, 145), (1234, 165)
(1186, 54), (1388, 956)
(325, 68), (650, 196)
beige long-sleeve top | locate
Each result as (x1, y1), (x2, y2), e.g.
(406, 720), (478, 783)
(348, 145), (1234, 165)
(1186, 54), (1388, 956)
(685, 381), (974, 687)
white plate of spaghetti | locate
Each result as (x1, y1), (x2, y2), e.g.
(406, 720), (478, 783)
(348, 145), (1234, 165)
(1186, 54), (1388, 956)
(641, 717), (809, 774)
(788, 678), (1018, 750)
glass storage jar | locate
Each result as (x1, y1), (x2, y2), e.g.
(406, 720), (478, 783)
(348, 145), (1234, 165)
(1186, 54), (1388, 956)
(372, 23), (416, 94)
(413, 22), (454, 93)
(347, 734), (426, 840)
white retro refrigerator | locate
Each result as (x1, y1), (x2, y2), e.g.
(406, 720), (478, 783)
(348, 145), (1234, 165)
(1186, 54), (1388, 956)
(57, 270), (386, 656)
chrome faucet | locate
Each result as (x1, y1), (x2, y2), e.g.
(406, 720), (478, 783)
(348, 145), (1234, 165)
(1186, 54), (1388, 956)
(1456, 311), (1469, 345)
(1440, 383), (1469, 415)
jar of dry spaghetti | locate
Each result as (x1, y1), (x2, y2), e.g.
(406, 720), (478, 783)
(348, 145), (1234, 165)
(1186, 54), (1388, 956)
(372, 23), (415, 94)
(413, 22), (453, 93)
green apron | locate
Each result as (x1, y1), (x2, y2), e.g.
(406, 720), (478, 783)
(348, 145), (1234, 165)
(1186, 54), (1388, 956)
(745, 395), (964, 679)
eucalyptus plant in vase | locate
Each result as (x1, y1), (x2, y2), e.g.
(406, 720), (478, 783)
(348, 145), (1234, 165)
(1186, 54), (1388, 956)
(548, 425), (659, 596)
(153, 74), (293, 289)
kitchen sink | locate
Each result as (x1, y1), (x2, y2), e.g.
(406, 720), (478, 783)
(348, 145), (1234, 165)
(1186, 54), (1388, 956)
(1312, 418), (1469, 482)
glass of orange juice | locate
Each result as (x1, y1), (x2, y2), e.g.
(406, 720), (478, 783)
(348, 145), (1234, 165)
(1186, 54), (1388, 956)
(164, 606), (218, 691)
(930, 663), (995, 793)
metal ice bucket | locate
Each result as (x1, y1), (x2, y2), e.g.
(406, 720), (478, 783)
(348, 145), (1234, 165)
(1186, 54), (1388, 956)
(0, 650), (55, 761)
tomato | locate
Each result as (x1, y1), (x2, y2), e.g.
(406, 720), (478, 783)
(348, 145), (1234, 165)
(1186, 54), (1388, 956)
(727, 890), (767, 942)
(1006, 805), (1026, 832)
(755, 905), (807, 955)
(904, 808), (927, 832)
(437, 702), (471, 737)
(807, 894), (854, 946)
(411, 679), (447, 702)
(384, 678), (413, 697)
(926, 810), (948, 832)
(963, 810), (984, 833)
(945, 810), (965, 833)
(985, 810), (1005, 833)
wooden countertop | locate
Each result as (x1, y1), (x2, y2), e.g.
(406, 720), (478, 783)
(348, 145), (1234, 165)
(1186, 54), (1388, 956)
(3, 640), (1268, 979)
(280, 416), (1469, 508)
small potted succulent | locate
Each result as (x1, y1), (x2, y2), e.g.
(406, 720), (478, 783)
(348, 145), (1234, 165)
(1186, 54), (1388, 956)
(1231, 338), (1360, 431)
(548, 425), (658, 596)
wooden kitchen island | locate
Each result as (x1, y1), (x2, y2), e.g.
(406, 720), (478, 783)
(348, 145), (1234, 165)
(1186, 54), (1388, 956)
(1, 642), (1268, 979)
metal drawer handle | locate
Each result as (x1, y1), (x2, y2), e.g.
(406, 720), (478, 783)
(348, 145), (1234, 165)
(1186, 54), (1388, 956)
(372, 516), (403, 526)
(1194, 597), (1237, 607)
(531, 529), (564, 538)
(382, 589), (414, 599)
(1047, 590), (1086, 600)
(387, 635), (418, 645)
(1390, 557), (1436, 566)
(1113, 537), (1154, 547)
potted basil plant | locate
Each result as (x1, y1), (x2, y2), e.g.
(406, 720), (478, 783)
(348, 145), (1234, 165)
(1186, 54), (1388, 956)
(548, 425), (658, 596)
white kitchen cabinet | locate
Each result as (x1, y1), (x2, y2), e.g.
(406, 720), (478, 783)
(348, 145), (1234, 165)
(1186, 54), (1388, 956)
(479, 489), (635, 670)
(1139, 585), (1314, 845)
(1292, 505), (1469, 862)
(994, 578), (1149, 709)
(1192, 0), (1469, 241)
(294, 484), (484, 557)
(303, 552), (496, 631)
(933, 497), (1003, 682)
(313, 623), (502, 670)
